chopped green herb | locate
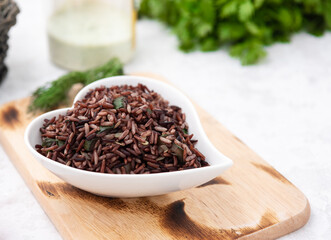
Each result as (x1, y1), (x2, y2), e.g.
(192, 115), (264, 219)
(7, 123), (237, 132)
(84, 138), (98, 152)
(57, 140), (65, 147)
(42, 138), (65, 148)
(171, 143), (183, 161)
(175, 144), (183, 150)
(98, 126), (114, 133)
(182, 129), (188, 134)
(113, 96), (126, 109)
(147, 108), (153, 114)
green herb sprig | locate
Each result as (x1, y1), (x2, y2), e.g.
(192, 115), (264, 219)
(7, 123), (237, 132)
(139, 0), (331, 65)
(29, 58), (124, 112)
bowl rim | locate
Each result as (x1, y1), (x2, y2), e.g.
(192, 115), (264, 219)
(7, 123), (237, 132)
(24, 76), (233, 179)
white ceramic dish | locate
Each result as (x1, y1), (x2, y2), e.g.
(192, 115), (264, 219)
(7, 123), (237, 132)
(24, 76), (233, 197)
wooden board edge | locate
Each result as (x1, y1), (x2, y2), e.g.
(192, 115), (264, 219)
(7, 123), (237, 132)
(240, 198), (310, 240)
(0, 128), (72, 239)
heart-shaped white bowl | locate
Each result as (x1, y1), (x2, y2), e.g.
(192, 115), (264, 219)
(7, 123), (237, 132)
(25, 76), (233, 197)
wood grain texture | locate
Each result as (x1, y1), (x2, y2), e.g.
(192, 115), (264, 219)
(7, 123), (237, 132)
(0, 73), (310, 240)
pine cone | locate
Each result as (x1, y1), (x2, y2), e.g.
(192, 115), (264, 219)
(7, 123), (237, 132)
(0, 0), (19, 83)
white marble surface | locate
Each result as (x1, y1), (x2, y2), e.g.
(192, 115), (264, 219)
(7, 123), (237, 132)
(1, 0), (331, 239)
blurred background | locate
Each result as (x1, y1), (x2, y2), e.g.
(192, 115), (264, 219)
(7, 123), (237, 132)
(0, 0), (331, 239)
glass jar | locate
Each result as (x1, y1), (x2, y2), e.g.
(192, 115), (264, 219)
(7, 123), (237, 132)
(46, 0), (136, 71)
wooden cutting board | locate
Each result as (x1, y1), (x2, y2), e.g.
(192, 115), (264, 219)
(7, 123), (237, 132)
(0, 73), (310, 240)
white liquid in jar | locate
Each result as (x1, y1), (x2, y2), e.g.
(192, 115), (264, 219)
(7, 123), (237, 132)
(47, 0), (134, 71)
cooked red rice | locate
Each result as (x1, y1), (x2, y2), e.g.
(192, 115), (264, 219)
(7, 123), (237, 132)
(36, 84), (209, 174)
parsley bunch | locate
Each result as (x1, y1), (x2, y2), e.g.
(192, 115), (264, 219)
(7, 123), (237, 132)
(139, 0), (331, 65)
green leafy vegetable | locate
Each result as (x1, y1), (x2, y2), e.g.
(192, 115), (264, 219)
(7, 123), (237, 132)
(113, 96), (126, 109)
(42, 138), (65, 148)
(29, 58), (124, 112)
(182, 129), (188, 134)
(139, 0), (331, 65)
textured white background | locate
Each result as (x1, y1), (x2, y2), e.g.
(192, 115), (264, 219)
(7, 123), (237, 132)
(0, 0), (331, 239)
